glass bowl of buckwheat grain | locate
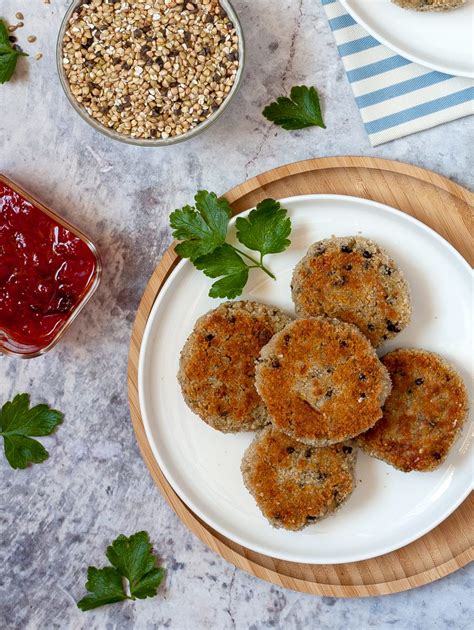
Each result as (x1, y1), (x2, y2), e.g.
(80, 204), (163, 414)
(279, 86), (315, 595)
(57, 0), (244, 145)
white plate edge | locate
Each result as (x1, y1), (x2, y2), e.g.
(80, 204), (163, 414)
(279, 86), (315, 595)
(137, 193), (473, 564)
(339, 0), (474, 79)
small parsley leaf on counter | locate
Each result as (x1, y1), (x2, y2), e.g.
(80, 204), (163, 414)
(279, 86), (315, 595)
(77, 567), (128, 611)
(77, 531), (165, 612)
(0, 393), (63, 469)
(170, 192), (292, 299)
(263, 85), (325, 130)
(0, 20), (28, 84)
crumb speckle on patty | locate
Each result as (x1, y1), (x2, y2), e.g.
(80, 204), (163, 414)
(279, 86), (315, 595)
(255, 317), (392, 445)
(392, 0), (466, 11)
(358, 348), (469, 472)
(291, 236), (411, 347)
(241, 426), (357, 530)
(178, 301), (292, 432)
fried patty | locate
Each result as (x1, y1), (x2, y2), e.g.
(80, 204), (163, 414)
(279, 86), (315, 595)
(291, 236), (411, 347)
(255, 317), (392, 446)
(392, 0), (465, 11)
(178, 301), (291, 432)
(358, 349), (469, 472)
(241, 426), (357, 530)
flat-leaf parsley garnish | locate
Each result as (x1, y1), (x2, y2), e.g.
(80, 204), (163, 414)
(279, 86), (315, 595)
(0, 393), (63, 469)
(194, 243), (250, 299)
(77, 531), (165, 611)
(170, 191), (292, 299)
(0, 20), (28, 84)
(236, 198), (291, 257)
(263, 85), (325, 130)
(170, 190), (231, 262)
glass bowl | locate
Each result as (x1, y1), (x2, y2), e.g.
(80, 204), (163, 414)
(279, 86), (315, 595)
(56, 0), (245, 146)
(0, 174), (102, 359)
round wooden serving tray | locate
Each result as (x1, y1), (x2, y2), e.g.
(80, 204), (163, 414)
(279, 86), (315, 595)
(128, 157), (473, 597)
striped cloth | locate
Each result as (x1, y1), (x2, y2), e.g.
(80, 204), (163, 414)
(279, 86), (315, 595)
(322, 0), (474, 146)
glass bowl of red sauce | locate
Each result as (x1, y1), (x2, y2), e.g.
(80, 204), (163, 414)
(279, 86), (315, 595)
(0, 175), (101, 358)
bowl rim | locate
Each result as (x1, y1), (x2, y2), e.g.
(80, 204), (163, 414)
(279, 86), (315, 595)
(56, 0), (246, 147)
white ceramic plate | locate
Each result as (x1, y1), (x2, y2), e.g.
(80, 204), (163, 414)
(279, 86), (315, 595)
(340, 0), (474, 78)
(139, 195), (473, 564)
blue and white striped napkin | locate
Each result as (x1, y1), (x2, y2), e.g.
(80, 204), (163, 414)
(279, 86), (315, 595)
(322, 0), (474, 146)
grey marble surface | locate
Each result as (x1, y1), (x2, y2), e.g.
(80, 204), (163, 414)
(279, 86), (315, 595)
(0, 1), (472, 628)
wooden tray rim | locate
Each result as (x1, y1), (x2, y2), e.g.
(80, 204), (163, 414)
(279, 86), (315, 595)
(128, 156), (473, 598)
(224, 155), (473, 205)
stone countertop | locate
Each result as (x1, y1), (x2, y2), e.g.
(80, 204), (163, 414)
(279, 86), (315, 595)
(0, 0), (472, 628)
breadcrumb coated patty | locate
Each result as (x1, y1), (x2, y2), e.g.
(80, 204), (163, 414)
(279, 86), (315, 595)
(392, 0), (465, 11)
(178, 301), (292, 432)
(255, 317), (392, 446)
(358, 349), (469, 472)
(291, 236), (411, 347)
(241, 426), (357, 531)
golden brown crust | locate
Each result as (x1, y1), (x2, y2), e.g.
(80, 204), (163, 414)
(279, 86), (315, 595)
(255, 317), (392, 445)
(178, 301), (292, 432)
(392, 0), (465, 11)
(291, 236), (411, 347)
(241, 427), (357, 530)
(358, 349), (469, 472)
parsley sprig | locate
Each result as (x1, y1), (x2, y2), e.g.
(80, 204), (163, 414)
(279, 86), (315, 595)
(77, 531), (165, 611)
(0, 394), (63, 469)
(170, 192), (292, 299)
(263, 85), (325, 130)
(0, 20), (27, 84)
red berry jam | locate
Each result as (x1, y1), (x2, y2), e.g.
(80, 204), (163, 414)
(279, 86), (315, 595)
(0, 177), (100, 357)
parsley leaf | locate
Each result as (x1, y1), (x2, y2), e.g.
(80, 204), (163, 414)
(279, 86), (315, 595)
(236, 199), (291, 257)
(77, 531), (165, 612)
(0, 393), (63, 469)
(170, 191), (292, 299)
(170, 190), (231, 261)
(0, 20), (28, 84)
(195, 244), (249, 299)
(77, 567), (128, 612)
(106, 531), (165, 599)
(263, 85), (325, 130)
